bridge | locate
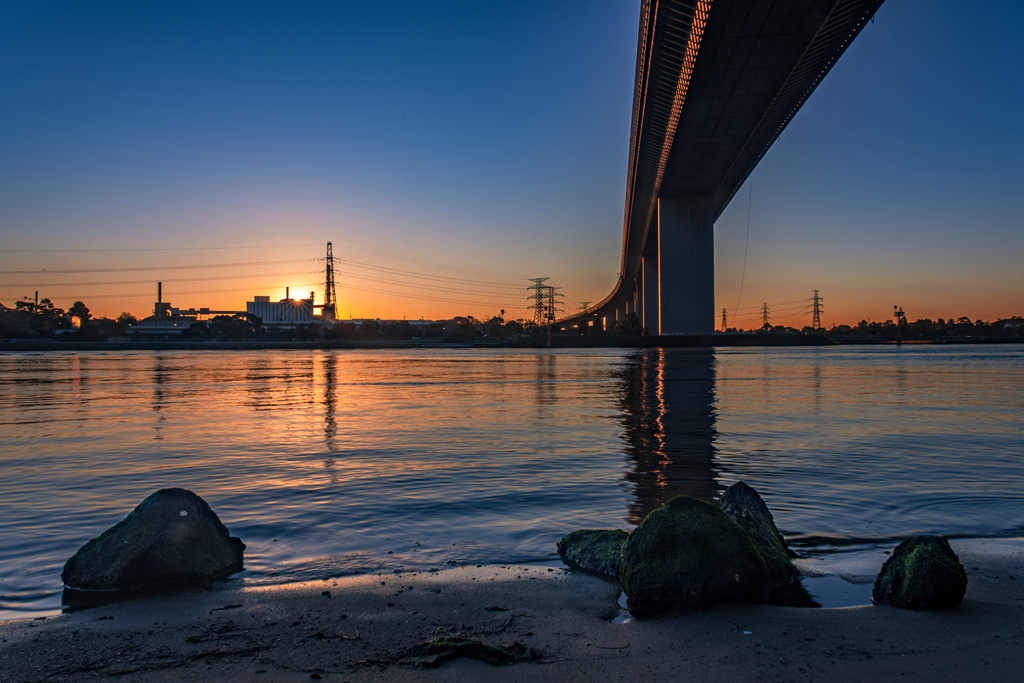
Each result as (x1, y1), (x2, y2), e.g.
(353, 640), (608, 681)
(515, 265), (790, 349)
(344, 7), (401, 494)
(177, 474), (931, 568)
(559, 0), (884, 335)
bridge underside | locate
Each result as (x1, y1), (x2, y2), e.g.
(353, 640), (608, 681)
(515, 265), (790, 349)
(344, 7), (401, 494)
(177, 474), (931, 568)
(560, 0), (884, 335)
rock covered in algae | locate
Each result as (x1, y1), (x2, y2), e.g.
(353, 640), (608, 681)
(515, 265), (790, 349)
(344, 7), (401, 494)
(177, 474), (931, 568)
(872, 536), (967, 609)
(62, 488), (245, 591)
(557, 529), (628, 579)
(717, 481), (801, 591)
(619, 495), (768, 616)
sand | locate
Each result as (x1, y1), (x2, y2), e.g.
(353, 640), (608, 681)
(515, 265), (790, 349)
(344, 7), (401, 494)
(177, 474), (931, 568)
(2, 541), (1022, 682)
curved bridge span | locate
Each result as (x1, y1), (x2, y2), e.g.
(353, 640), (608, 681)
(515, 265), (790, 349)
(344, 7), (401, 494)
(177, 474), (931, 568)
(560, 0), (884, 335)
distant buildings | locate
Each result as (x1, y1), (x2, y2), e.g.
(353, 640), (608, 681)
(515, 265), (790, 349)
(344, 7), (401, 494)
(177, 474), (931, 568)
(247, 294), (314, 330)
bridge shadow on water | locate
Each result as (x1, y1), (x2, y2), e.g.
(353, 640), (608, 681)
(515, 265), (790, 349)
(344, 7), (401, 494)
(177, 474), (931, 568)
(618, 348), (721, 525)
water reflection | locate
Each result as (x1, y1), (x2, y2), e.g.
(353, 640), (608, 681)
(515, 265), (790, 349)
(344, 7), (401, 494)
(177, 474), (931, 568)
(619, 348), (719, 523)
(152, 355), (169, 441)
(321, 352), (341, 484)
(534, 353), (556, 409)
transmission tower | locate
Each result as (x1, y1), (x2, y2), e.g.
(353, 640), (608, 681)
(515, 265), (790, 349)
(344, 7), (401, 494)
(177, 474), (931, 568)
(545, 286), (564, 324)
(323, 241), (337, 321)
(811, 289), (823, 329)
(527, 278), (550, 325)
(578, 301), (592, 313)
(894, 305), (907, 345)
(722, 308), (728, 331)
(761, 302), (770, 329)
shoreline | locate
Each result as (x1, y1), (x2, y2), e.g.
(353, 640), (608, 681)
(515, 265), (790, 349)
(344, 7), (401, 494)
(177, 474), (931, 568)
(3, 336), (1021, 352)
(2, 540), (1021, 682)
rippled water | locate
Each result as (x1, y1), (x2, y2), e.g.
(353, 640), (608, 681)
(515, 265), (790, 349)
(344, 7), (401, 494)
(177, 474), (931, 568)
(1, 345), (1022, 618)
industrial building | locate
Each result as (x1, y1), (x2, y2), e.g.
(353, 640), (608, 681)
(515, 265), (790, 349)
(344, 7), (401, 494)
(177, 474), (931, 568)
(247, 292), (315, 330)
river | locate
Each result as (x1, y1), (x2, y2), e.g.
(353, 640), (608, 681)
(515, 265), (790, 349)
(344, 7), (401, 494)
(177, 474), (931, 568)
(1, 345), (1022, 618)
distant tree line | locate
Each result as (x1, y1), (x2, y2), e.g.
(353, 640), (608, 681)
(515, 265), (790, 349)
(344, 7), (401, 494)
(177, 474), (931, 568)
(824, 316), (1024, 341)
(2, 298), (1021, 343)
(320, 315), (535, 343)
(0, 298), (137, 340)
(721, 316), (1024, 341)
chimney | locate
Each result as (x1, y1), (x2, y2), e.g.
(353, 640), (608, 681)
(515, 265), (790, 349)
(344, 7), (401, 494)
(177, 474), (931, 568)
(286, 286), (289, 300)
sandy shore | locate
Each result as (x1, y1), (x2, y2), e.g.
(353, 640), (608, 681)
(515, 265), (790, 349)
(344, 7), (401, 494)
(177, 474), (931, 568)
(3, 541), (1022, 682)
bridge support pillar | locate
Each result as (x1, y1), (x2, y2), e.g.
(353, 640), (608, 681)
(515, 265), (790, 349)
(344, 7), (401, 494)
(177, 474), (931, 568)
(641, 253), (658, 333)
(656, 196), (714, 335)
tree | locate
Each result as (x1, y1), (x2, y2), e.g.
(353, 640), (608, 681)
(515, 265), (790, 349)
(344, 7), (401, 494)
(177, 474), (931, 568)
(113, 312), (138, 335)
(209, 313), (256, 340)
(68, 301), (92, 326)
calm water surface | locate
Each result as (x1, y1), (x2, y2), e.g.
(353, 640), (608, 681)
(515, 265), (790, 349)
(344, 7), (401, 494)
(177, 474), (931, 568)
(1, 346), (1022, 618)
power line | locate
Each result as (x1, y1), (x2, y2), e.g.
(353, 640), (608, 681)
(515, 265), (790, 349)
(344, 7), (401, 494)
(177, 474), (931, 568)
(732, 176), (753, 323)
(338, 268), (523, 295)
(340, 259), (525, 289)
(343, 246), (529, 280)
(1, 244), (324, 253)
(337, 270), (527, 299)
(53, 283), (320, 301)
(0, 258), (316, 276)
(340, 284), (525, 310)
(0, 270), (319, 289)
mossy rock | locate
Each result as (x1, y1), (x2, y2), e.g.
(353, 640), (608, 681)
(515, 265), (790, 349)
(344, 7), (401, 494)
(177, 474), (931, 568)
(872, 536), (967, 609)
(557, 529), (628, 579)
(619, 495), (768, 617)
(62, 488), (244, 591)
(718, 482), (800, 591)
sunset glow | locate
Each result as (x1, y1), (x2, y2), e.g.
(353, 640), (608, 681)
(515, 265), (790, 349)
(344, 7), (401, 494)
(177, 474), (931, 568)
(0, 1), (1019, 327)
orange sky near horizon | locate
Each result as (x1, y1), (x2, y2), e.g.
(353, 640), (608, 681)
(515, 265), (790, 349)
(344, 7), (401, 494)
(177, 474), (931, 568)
(4, 236), (1018, 330)
(1, 1), (1020, 332)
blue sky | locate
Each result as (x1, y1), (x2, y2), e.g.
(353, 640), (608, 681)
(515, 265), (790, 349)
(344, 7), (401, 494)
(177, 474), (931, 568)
(1, 0), (1020, 326)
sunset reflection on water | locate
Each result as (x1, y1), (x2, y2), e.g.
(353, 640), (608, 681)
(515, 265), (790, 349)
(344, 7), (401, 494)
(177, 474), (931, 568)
(1, 345), (1022, 619)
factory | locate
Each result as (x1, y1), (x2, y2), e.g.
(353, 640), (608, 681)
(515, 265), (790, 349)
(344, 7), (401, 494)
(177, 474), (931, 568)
(129, 283), (318, 337)
(246, 289), (315, 330)
(128, 243), (336, 336)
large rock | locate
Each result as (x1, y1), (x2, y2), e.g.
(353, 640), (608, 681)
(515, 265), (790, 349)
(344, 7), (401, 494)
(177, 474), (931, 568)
(717, 482), (801, 592)
(62, 488), (245, 591)
(557, 529), (628, 579)
(872, 536), (967, 609)
(619, 495), (768, 617)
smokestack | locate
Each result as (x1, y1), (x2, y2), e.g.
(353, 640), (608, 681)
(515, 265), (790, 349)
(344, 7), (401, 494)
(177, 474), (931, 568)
(157, 282), (162, 320)
(286, 286), (289, 300)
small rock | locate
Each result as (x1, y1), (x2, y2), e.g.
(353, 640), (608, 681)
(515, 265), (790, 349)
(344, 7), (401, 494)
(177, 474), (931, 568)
(556, 529), (628, 578)
(872, 536), (967, 609)
(61, 488), (244, 592)
(620, 495), (768, 616)
(717, 482), (802, 597)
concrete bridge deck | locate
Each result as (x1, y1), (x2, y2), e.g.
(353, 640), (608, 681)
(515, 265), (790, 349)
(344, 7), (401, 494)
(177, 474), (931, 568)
(560, 0), (884, 335)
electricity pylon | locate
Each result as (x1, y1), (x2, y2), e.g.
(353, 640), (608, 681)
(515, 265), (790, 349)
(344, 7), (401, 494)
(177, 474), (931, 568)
(811, 289), (823, 329)
(527, 278), (550, 325)
(323, 242), (337, 321)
